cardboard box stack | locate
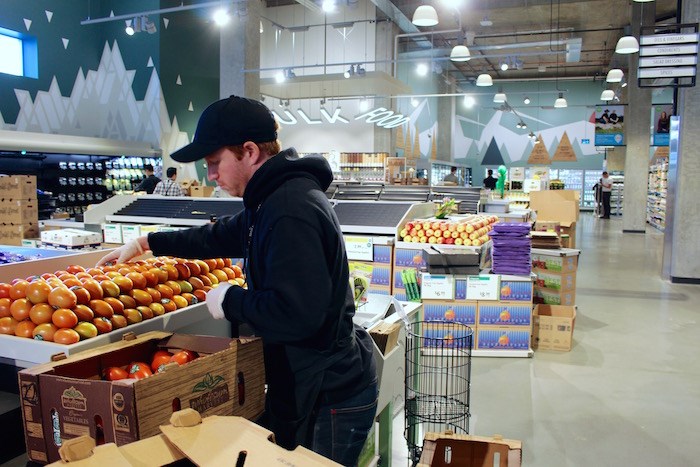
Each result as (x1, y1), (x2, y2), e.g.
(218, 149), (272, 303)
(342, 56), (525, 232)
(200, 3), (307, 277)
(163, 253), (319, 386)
(419, 432), (522, 467)
(420, 274), (535, 352)
(529, 190), (579, 248)
(19, 331), (265, 464)
(0, 175), (39, 245)
(532, 248), (580, 306)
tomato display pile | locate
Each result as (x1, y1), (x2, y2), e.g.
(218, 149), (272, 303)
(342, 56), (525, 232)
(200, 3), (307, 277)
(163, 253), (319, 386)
(0, 257), (245, 344)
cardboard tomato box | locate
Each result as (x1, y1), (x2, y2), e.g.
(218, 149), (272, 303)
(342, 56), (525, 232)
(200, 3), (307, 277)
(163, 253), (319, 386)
(18, 331), (265, 464)
(477, 302), (533, 327)
(475, 326), (531, 350)
(47, 410), (340, 466)
(419, 432), (521, 467)
(422, 300), (477, 326)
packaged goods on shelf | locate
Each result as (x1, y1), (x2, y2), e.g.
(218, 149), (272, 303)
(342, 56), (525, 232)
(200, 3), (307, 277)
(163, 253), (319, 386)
(419, 432), (522, 467)
(533, 287), (575, 306)
(532, 304), (576, 351)
(477, 302), (533, 327)
(422, 300), (477, 326)
(20, 331), (265, 464)
(475, 325), (531, 350)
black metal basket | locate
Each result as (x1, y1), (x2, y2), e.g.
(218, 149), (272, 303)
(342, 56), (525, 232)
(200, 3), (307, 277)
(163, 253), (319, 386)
(404, 320), (473, 464)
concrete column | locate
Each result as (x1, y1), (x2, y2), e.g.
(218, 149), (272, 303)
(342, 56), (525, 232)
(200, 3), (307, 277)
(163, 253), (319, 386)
(664, 0), (700, 282)
(621, 1), (654, 233)
(436, 78), (454, 162)
(373, 20), (397, 154)
(219, 0), (262, 99)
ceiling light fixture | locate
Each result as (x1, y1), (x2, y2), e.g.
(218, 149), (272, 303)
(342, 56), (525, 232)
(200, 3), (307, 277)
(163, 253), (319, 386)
(213, 9), (230, 26)
(480, 16), (493, 27)
(500, 61), (509, 71)
(322, 0), (336, 13)
(632, 0), (654, 2)
(554, 92), (568, 108)
(275, 71), (285, 83)
(493, 87), (507, 103)
(356, 64), (366, 76)
(359, 98), (369, 112)
(615, 35), (640, 54)
(463, 95), (475, 108)
(412, 5), (439, 27)
(411, 98), (419, 108)
(125, 19), (136, 36)
(600, 89), (615, 101)
(621, 80), (628, 88)
(476, 73), (493, 86)
(416, 63), (429, 76)
(344, 65), (355, 79)
(523, 96), (531, 105)
(450, 44), (471, 62)
(606, 69), (624, 82)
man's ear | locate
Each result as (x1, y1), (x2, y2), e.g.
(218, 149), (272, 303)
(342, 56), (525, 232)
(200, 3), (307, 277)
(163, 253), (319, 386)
(241, 141), (262, 164)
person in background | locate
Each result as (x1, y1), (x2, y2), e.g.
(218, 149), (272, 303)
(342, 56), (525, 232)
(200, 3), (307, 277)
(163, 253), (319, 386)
(96, 95), (378, 466)
(153, 167), (186, 196)
(600, 171), (613, 219)
(657, 111), (670, 133)
(483, 169), (497, 189)
(608, 109), (620, 125)
(443, 166), (459, 184)
(134, 164), (160, 194)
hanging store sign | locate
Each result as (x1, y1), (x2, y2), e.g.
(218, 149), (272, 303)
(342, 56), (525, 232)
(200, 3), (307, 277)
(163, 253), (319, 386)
(638, 24), (698, 88)
(273, 107), (409, 129)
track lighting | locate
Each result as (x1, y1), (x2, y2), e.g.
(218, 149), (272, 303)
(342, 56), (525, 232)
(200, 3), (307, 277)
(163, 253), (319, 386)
(356, 64), (366, 76)
(344, 65), (355, 79)
(275, 71), (285, 83)
(284, 68), (296, 79)
(125, 16), (157, 35)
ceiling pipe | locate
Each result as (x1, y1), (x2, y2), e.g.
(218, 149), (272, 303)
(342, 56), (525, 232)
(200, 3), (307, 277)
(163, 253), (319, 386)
(80, 0), (245, 24)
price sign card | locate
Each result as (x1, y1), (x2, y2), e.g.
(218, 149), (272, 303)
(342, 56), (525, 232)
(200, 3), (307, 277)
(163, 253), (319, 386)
(421, 273), (455, 300)
(466, 275), (500, 301)
(344, 236), (374, 261)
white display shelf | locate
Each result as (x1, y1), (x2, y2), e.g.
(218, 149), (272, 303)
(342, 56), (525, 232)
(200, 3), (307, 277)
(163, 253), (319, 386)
(647, 163), (668, 231)
(0, 302), (212, 368)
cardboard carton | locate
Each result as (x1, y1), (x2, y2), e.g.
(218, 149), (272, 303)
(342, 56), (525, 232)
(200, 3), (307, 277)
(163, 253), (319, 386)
(533, 287), (576, 306)
(0, 223), (39, 246)
(477, 302), (533, 327)
(419, 432), (522, 467)
(19, 332), (265, 464)
(422, 300), (477, 326)
(41, 228), (103, 248)
(0, 175), (37, 199)
(532, 304), (576, 351)
(0, 199), (39, 224)
(190, 185), (215, 197)
(475, 326), (531, 350)
(48, 412), (340, 466)
(534, 271), (576, 292)
(531, 249), (579, 274)
(529, 191), (578, 248)
(179, 179), (198, 196)
(368, 321), (401, 355)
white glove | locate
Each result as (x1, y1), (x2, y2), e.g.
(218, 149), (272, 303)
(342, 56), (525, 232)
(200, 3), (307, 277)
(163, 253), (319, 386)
(205, 282), (232, 320)
(96, 239), (145, 266)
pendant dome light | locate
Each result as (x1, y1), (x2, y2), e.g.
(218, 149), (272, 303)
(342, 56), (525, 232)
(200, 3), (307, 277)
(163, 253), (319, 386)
(493, 87), (507, 103)
(554, 92), (568, 108)
(600, 89), (615, 101)
(476, 73), (493, 86)
(450, 45), (471, 62)
(412, 5), (439, 27)
(606, 69), (624, 82)
(615, 35), (640, 54)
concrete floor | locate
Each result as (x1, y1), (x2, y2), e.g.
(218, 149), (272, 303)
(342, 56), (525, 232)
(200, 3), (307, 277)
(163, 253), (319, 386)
(392, 213), (700, 466)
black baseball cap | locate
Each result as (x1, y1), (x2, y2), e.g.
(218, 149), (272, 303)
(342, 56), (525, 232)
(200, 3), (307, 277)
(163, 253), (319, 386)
(171, 95), (278, 163)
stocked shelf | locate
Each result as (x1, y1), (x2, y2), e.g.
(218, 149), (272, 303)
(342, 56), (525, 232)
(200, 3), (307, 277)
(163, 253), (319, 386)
(610, 175), (624, 216)
(647, 162), (668, 231)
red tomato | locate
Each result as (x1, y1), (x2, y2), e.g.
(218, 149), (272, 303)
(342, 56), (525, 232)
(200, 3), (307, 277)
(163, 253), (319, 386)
(0, 283), (11, 299)
(170, 350), (198, 365)
(104, 367), (129, 381)
(128, 362), (153, 380)
(54, 328), (80, 345)
(151, 350), (174, 372)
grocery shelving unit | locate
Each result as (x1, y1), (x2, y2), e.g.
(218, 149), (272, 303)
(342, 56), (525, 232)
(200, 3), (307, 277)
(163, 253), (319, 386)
(610, 174), (624, 216)
(430, 162), (472, 187)
(647, 162), (668, 231)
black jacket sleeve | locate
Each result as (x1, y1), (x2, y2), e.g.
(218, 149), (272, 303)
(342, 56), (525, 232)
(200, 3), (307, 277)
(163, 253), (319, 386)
(147, 213), (246, 259)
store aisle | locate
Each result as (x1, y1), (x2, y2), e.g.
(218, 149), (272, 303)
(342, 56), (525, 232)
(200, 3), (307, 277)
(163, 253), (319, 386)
(391, 213), (700, 466)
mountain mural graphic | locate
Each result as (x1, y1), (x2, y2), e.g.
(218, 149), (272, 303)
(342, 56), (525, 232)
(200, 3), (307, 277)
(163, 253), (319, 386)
(481, 137), (505, 166)
(552, 131), (577, 162)
(527, 135), (551, 164)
